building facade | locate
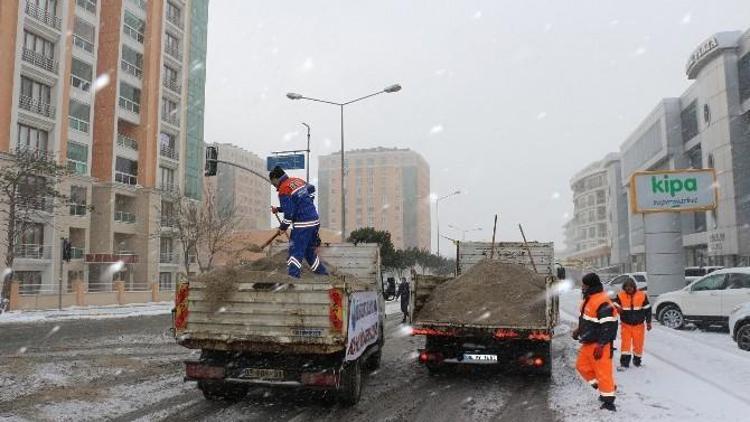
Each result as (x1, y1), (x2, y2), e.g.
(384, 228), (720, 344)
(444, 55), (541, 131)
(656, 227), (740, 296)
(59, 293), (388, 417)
(207, 143), (270, 231)
(0, 0), (208, 299)
(317, 147), (431, 250)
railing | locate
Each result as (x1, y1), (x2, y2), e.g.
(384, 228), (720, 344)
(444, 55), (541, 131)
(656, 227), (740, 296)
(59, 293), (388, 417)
(120, 60), (143, 79)
(73, 35), (94, 53)
(24, 1), (62, 30)
(22, 48), (58, 73)
(129, 0), (147, 11)
(15, 146), (54, 161)
(123, 25), (144, 43)
(166, 13), (183, 29)
(160, 252), (176, 263)
(161, 113), (180, 127)
(160, 182), (179, 193)
(118, 97), (140, 114)
(19, 95), (55, 118)
(16, 195), (54, 212)
(159, 145), (179, 160)
(70, 247), (84, 259)
(114, 171), (137, 185)
(114, 210), (136, 224)
(69, 116), (89, 133)
(117, 134), (138, 151)
(160, 216), (177, 227)
(165, 45), (182, 61)
(15, 244), (52, 260)
(162, 76), (181, 93)
(76, 0), (96, 14)
(71, 74), (91, 92)
(67, 160), (88, 175)
(70, 203), (87, 216)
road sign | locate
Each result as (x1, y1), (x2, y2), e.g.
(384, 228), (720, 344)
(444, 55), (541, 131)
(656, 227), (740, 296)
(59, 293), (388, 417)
(267, 153), (305, 171)
(630, 169), (717, 213)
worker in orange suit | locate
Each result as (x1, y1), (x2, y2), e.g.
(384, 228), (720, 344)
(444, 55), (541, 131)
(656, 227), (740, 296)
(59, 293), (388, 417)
(572, 273), (619, 412)
(613, 278), (652, 368)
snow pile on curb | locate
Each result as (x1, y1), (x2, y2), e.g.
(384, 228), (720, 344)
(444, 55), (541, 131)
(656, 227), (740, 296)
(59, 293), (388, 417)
(0, 302), (173, 324)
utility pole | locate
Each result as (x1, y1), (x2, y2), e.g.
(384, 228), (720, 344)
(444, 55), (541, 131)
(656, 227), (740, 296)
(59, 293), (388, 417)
(302, 122), (311, 182)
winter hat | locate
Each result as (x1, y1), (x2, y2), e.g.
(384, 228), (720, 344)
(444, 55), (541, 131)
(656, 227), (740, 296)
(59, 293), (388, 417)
(581, 273), (602, 288)
(269, 166), (285, 180)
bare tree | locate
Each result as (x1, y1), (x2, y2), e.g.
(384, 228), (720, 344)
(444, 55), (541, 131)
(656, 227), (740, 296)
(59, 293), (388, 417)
(196, 185), (240, 273)
(0, 149), (68, 305)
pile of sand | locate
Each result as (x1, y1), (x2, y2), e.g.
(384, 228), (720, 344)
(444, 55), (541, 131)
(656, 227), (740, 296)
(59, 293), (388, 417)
(196, 252), (338, 311)
(416, 260), (548, 326)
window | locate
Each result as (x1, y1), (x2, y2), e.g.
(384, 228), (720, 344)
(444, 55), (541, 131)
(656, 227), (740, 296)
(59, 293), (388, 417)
(598, 223), (607, 237)
(596, 190), (605, 204)
(15, 271), (43, 295)
(727, 273), (750, 289)
(681, 101), (698, 142)
(165, 32), (180, 58)
(119, 82), (141, 113)
(115, 157), (138, 185)
(22, 31), (55, 72)
(633, 274), (647, 283)
(166, 2), (182, 27)
(17, 124), (48, 153)
(123, 11), (145, 43)
(20, 76), (51, 104)
(609, 275), (628, 286)
(67, 141), (88, 175)
(76, 0), (96, 14)
(687, 146), (703, 169)
(73, 17), (95, 53)
(740, 53), (750, 104)
(71, 58), (92, 91)
(597, 206), (606, 220)
(19, 223), (45, 247)
(160, 166), (175, 190)
(588, 227), (595, 238)
(691, 273), (727, 291)
(159, 272), (173, 290)
(162, 98), (179, 125)
(163, 65), (179, 90)
(68, 100), (90, 133)
(70, 185), (87, 216)
(121, 45), (143, 78)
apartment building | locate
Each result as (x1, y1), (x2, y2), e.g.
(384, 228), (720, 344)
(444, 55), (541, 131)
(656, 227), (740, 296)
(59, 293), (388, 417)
(0, 0), (209, 302)
(206, 143), (271, 231)
(317, 147), (431, 250)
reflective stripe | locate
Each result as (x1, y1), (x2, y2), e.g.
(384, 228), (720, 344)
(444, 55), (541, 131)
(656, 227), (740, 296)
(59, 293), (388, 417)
(282, 219), (292, 225)
(620, 351), (631, 355)
(600, 391), (616, 397)
(311, 257), (320, 271)
(293, 220), (319, 228)
(291, 185), (305, 195)
(642, 304), (651, 309)
(288, 257), (301, 268)
(582, 314), (618, 324)
(634, 353), (642, 358)
(587, 379), (598, 385)
(613, 302), (622, 308)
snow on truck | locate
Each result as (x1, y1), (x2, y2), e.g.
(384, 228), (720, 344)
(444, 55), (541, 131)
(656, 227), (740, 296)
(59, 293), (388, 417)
(410, 241), (561, 376)
(173, 243), (384, 405)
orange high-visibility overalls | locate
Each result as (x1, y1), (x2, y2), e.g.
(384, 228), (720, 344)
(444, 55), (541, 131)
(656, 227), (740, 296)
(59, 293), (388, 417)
(614, 290), (651, 366)
(576, 291), (619, 402)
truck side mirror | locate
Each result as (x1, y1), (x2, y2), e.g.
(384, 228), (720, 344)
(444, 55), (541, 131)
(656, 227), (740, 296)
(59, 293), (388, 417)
(556, 266), (566, 280)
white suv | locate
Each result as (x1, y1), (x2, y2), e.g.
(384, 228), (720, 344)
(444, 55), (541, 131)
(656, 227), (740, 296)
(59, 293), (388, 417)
(604, 272), (648, 298)
(729, 302), (750, 351)
(656, 267), (750, 330)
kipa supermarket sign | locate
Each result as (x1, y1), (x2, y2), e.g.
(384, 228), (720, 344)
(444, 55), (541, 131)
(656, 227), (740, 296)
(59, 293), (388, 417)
(630, 169), (717, 213)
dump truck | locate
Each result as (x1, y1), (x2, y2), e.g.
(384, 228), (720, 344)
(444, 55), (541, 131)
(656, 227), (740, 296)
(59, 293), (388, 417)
(173, 243), (384, 405)
(410, 241), (560, 376)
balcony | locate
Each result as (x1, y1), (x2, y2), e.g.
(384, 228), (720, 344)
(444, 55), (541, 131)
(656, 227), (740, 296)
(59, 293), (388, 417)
(73, 35), (94, 54)
(70, 247), (84, 260)
(160, 215), (177, 228)
(16, 195), (54, 213)
(69, 116), (89, 133)
(165, 45), (182, 61)
(70, 204), (87, 216)
(160, 182), (179, 194)
(15, 244), (52, 260)
(159, 145), (179, 160)
(24, 1), (62, 31)
(114, 171), (137, 186)
(161, 114), (180, 128)
(117, 134), (138, 151)
(14, 146), (54, 161)
(22, 48), (58, 73)
(19, 95), (56, 119)
(166, 13), (183, 30)
(118, 97), (140, 114)
(71, 74), (91, 92)
(160, 252), (177, 264)
(129, 0), (147, 11)
(76, 0), (96, 14)
(123, 25), (144, 44)
(162, 76), (181, 93)
(120, 60), (143, 79)
(114, 210), (136, 224)
(67, 160), (88, 176)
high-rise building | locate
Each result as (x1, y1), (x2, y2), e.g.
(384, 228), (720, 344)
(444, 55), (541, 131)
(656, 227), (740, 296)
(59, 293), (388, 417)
(206, 143), (271, 231)
(317, 147), (431, 250)
(0, 0), (209, 298)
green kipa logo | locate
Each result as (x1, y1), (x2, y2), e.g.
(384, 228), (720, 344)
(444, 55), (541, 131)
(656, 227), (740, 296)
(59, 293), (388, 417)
(651, 175), (698, 197)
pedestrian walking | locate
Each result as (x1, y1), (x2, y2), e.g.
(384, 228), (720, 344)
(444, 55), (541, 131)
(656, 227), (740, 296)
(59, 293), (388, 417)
(613, 278), (652, 368)
(397, 278), (410, 323)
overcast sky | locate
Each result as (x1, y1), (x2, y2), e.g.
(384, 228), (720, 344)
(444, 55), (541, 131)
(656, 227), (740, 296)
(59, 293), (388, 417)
(203, 0), (750, 254)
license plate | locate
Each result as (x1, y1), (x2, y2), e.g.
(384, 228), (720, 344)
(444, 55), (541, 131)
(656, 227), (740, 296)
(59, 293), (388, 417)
(242, 368), (285, 380)
(464, 354), (498, 362)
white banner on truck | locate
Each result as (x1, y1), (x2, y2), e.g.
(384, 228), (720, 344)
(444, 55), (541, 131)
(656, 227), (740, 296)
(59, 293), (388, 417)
(630, 169), (717, 213)
(345, 291), (380, 362)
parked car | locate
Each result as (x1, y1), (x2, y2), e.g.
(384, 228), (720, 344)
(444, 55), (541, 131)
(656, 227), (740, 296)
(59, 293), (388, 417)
(729, 302), (750, 351)
(684, 266), (724, 285)
(604, 272), (648, 298)
(656, 267), (750, 330)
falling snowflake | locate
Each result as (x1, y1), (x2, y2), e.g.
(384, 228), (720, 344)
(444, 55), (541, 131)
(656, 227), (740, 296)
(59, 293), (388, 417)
(430, 125), (444, 135)
(633, 47), (647, 56)
(682, 12), (692, 24)
(301, 57), (314, 72)
(609, 19), (620, 26)
(92, 74), (110, 93)
(551, 192), (560, 200)
(434, 69), (447, 77)
(537, 112), (548, 120)
(17, 346), (27, 354)
(473, 10), (482, 19)
(283, 131), (300, 142)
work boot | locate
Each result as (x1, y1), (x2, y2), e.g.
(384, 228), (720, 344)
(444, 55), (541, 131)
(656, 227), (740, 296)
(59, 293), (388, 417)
(600, 397), (616, 412)
(633, 356), (642, 367)
(620, 354), (631, 368)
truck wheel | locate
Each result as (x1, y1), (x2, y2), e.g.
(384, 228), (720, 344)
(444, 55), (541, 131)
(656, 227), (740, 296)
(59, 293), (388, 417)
(338, 359), (363, 406)
(198, 380), (248, 402)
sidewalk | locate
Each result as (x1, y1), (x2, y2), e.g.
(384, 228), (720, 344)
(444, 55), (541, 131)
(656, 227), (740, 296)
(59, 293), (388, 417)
(0, 301), (173, 325)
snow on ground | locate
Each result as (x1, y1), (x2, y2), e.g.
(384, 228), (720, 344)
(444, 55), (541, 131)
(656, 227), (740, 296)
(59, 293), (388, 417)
(386, 299), (402, 316)
(0, 302), (172, 324)
(552, 290), (750, 422)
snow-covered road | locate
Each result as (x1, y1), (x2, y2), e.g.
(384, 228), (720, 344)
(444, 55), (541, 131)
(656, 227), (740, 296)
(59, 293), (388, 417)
(1, 292), (747, 421)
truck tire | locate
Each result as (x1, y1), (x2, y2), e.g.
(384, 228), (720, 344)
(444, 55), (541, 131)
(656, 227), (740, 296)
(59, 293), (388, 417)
(198, 380), (248, 402)
(337, 359), (363, 406)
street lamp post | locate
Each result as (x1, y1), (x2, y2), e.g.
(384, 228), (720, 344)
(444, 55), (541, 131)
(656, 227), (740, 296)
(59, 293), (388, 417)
(286, 84), (402, 242)
(302, 122), (311, 182)
(448, 224), (483, 242)
(436, 190), (461, 255)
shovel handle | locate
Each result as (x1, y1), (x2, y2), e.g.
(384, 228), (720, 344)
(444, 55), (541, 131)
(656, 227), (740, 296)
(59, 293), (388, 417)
(274, 213), (291, 240)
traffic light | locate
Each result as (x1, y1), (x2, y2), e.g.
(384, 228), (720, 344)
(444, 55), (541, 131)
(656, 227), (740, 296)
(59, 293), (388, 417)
(204, 145), (218, 176)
